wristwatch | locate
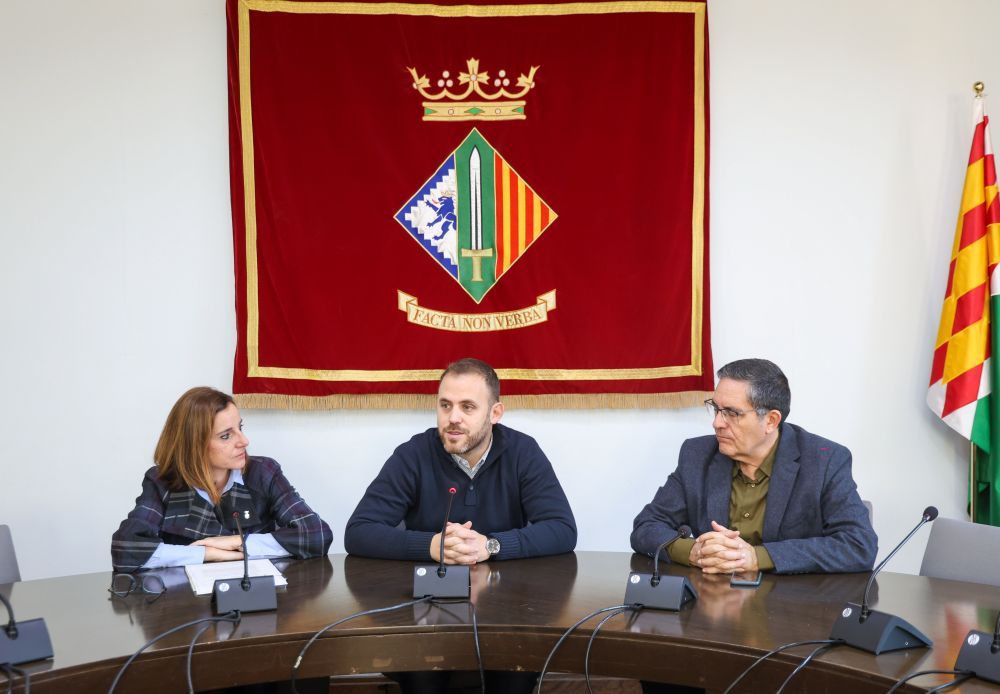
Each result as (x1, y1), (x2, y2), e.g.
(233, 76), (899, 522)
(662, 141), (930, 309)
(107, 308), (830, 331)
(485, 537), (501, 557)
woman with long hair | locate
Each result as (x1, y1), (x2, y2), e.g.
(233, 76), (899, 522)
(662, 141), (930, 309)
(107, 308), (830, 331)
(111, 387), (331, 572)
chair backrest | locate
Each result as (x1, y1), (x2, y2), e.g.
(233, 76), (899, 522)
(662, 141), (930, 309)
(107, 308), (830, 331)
(0, 525), (20, 584)
(919, 516), (1000, 586)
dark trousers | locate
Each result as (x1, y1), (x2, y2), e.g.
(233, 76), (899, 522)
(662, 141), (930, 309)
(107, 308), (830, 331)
(387, 670), (538, 693)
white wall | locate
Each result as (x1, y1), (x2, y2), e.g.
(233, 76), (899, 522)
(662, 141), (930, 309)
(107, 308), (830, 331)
(1, 0), (995, 580)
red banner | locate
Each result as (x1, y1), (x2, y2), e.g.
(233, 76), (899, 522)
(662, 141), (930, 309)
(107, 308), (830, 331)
(228, 0), (712, 408)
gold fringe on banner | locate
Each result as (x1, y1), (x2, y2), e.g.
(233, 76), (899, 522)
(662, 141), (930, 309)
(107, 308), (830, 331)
(234, 391), (712, 411)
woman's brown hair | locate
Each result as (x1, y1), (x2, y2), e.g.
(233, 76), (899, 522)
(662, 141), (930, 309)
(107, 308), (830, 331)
(154, 387), (236, 505)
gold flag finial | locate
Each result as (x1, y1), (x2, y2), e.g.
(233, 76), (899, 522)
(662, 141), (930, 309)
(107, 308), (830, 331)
(974, 81), (985, 96)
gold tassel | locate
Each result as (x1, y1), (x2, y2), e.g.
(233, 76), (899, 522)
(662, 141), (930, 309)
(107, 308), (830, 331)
(234, 391), (712, 411)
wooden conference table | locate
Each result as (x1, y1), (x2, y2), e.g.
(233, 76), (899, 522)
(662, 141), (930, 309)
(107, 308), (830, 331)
(3, 552), (1000, 693)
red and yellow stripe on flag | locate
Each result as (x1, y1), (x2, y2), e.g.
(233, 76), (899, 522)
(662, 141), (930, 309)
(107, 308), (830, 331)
(494, 153), (556, 279)
(928, 97), (1000, 450)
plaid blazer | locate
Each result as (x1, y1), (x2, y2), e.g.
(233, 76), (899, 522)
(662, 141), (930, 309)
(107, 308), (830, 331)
(111, 456), (332, 572)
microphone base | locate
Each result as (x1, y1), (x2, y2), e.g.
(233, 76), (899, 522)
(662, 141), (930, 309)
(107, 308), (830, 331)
(624, 573), (698, 611)
(212, 575), (277, 615)
(829, 602), (931, 654)
(954, 629), (1000, 684)
(0, 618), (53, 665)
(413, 564), (470, 599)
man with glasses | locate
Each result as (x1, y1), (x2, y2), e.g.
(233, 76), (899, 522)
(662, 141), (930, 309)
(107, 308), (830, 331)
(631, 358), (877, 575)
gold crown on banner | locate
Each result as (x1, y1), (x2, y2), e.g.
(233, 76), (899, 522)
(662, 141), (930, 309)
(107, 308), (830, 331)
(407, 58), (539, 122)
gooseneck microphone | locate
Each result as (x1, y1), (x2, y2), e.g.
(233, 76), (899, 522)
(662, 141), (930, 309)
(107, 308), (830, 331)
(0, 587), (53, 669)
(413, 486), (471, 598)
(950, 595), (1000, 684)
(828, 505), (936, 654)
(231, 511), (253, 591)
(624, 525), (698, 611)
(0, 592), (17, 639)
(992, 611), (1000, 654)
(210, 499), (277, 615)
(438, 487), (458, 578)
(859, 506), (937, 619)
(651, 525), (691, 587)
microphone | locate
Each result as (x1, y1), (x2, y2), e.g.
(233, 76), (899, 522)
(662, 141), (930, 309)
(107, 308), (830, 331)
(0, 590), (53, 666)
(993, 611), (1000, 654)
(412, 486), (470, 599)
(828, 506), (935, 654)
(438, 487), (458, 578)
(651, 525), (691, 586)
(952, 593), (1000, 683)
(231, 511), (252, 591)
(860, 506), (936, 619)
(210, 497), (277, 615)
(624, 525), (698, 611)
(1, 593), (17, 639)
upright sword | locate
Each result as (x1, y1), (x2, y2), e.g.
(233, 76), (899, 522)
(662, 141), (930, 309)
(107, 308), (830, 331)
(461, 145), (493, 283)
(470, 146), (482, 250)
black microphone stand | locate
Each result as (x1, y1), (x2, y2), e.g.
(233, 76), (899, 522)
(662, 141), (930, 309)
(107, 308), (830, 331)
(828, 507), (936, 654)
(212, 509), (278, 615)
(413, 487), (471, 599)
(953, 610), (1000, 684)
(0, 589), (53, 666)
(624, 526), (697, 611)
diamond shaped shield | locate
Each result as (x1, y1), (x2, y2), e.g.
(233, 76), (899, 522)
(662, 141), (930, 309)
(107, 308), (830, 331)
(395, 128), (557, 303)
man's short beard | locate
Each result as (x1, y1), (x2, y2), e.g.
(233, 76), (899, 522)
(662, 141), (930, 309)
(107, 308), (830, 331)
(441, 419), (491, 456)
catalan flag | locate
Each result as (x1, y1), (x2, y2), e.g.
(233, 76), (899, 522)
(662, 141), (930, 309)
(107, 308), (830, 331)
(928, 95), (1000, 523)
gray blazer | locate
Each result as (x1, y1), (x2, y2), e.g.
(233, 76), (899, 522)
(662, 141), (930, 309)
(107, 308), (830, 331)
(630, 422), (877, 574)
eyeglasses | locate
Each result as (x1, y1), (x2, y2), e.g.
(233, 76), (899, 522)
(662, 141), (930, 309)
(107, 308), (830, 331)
(108, 573), (166, 603)
(704, 399), (759, 422)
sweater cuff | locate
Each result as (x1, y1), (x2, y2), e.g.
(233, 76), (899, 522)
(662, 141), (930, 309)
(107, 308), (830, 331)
(407, 531), (438, 561)
(667, 538), (695, 566)
(491, 530), (522, 561)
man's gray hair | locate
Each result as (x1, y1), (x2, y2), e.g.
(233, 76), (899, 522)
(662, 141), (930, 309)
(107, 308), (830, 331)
(717, 358), (790, 423)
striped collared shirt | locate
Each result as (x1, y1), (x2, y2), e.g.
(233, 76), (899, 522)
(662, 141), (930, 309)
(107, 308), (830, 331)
(451, 437), (493, 478)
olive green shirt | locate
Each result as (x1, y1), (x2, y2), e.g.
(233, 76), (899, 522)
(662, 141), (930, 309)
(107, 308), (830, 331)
(668, 437), (779, 571)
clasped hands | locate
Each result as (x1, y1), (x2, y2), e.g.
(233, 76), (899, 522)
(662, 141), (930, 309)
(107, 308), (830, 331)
(688, 520), (758, 574)
(430, 521), (489, 565)
(191, 535), (244, 562)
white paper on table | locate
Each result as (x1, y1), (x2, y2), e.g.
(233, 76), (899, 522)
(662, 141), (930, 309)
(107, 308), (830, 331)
(184, 559), (288, 596)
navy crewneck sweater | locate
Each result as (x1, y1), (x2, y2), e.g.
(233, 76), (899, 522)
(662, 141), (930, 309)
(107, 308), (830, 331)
(344, 423), (577, 561)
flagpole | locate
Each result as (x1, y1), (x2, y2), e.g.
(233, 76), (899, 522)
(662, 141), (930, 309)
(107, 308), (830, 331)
(930, 81), (993, 524)
(970, 80), (985, 524)
(969, 81), (981, 523)
(971, 441), (977, 521)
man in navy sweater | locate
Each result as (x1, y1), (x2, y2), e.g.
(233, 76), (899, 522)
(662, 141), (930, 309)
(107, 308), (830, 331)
(345, 357), (576, 564)
(344, 357), (577, 692)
